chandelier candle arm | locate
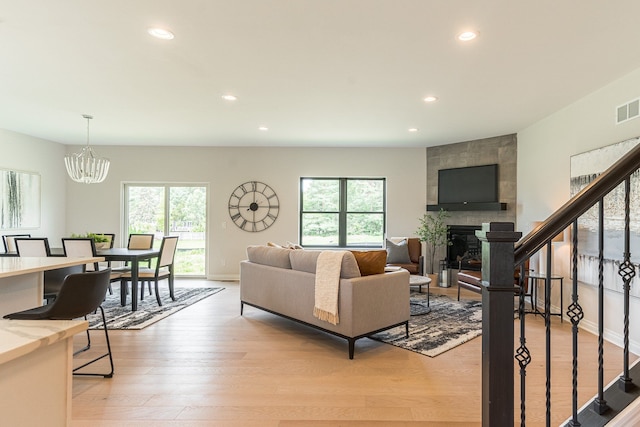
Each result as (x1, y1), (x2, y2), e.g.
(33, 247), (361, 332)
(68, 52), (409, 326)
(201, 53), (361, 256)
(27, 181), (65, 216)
(64, 114), (110, 184)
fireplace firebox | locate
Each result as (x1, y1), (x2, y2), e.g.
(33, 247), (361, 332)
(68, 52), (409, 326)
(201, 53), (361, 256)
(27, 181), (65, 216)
(446, 225), (482, 271)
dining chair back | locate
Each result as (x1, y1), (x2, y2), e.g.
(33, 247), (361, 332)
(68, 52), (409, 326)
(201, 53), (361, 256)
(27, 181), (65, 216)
(15, 237), (51, 257)
(3, 234), (32, 253)
(3, 269), (114, 378)
(62, 238), (99, 271)
(62, 237), (119, 294)
(128, 233), (154, 250)
(157, 235), (179, 269)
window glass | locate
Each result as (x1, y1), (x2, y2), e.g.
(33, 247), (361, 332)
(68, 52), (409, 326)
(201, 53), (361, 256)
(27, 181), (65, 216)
(300, 178), (385, 247)
(125, 184), (207, 276)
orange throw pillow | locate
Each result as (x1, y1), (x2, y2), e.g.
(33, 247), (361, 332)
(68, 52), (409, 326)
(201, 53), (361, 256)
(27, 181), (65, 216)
(350, 250), (387, 276)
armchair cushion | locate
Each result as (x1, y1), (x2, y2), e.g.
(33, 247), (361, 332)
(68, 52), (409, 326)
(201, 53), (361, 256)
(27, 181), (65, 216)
(385, 238), (411, 264)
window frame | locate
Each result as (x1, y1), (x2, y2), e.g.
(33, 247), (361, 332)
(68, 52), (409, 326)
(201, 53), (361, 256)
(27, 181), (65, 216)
(123, 182), (208, 277)
(299, 177), (386, 248)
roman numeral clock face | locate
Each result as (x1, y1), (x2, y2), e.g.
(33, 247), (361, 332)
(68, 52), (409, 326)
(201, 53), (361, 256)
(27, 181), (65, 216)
(228, 181), (279, 232)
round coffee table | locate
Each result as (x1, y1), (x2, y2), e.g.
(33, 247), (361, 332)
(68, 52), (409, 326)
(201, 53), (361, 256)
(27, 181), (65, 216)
(409, 275), (431, 314)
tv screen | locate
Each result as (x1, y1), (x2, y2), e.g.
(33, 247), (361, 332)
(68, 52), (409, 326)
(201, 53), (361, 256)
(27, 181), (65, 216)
(438, 164), (499, 204)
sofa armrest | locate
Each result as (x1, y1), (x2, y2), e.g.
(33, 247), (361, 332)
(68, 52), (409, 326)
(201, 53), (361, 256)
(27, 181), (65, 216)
(348, 270), (410, 336)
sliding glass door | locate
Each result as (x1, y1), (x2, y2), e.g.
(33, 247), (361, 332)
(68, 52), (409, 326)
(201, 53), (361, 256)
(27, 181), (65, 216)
(124, 184), (207, 276)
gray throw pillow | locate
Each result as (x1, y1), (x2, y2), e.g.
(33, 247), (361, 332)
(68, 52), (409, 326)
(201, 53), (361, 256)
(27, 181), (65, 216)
(386, 238), (412, 264)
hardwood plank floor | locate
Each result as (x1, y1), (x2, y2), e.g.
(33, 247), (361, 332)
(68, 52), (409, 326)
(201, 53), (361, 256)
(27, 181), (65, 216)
(70, 280), (634, 426)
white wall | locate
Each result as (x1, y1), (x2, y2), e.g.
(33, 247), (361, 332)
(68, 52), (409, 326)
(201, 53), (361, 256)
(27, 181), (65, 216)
(0, 129), (67, 246)
(518, 67), (640, 352)
(64, 145), (426, 280)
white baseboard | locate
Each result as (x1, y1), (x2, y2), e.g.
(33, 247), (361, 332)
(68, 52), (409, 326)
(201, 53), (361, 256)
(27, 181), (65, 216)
(207, 274), (239, 282)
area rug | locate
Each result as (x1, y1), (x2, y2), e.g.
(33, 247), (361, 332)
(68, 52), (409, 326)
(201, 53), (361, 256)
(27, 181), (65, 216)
(370, 293), (482, 357)
(89, 286), (224, 330)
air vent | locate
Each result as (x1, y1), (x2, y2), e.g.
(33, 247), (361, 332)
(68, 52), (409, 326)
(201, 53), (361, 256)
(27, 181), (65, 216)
(616, 98), (640, 124)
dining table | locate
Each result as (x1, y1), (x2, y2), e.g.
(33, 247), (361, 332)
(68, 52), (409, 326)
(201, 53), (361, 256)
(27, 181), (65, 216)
(96, 247), (160, 311)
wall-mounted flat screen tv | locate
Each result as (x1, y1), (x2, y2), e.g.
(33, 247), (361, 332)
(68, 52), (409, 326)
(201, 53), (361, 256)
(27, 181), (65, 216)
(438, 164), (499, 204)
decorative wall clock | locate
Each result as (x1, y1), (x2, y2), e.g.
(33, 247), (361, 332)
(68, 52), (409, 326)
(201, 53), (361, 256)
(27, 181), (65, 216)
(228, 181), (279, 232)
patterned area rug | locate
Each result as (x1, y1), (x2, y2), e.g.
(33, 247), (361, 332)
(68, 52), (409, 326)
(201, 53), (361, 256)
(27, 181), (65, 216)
(370, 293), (482, 357)
(89, 286), (224, 330)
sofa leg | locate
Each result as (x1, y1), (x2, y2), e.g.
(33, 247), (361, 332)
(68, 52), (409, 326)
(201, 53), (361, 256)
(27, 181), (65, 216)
(405, 321), (409, 338)
(348, 338), (355, 359)
(240, 301), (244, 315)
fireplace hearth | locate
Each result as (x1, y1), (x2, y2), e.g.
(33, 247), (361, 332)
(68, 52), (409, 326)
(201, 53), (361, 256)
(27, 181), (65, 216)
(447, 225), (482, 271)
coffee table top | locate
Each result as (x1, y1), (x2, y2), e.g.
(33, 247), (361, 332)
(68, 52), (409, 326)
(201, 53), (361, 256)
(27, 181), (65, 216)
(409, 275), (431, 285)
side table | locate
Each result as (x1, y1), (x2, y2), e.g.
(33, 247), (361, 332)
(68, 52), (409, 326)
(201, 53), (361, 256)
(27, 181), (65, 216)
(409, 274), (431, 308)
(524, 273), (564, 323)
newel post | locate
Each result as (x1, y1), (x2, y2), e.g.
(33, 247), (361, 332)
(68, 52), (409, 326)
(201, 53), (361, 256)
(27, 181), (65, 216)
(477, 222), (522, 427)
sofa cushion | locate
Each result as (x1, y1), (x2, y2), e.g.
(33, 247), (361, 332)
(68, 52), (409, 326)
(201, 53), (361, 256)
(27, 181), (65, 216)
(350, 250), (387, 276)
(247, 245), (292, 269)
(386, 238), (411, 264)
(289, 250), (361, 279)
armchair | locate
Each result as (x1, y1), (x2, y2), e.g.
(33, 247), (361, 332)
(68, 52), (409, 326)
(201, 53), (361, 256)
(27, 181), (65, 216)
(386, 237), (424, 275)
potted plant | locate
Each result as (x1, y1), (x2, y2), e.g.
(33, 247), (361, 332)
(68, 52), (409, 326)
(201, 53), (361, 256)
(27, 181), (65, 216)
(415, 209), (451, 282)
(71, 232), (111, 249)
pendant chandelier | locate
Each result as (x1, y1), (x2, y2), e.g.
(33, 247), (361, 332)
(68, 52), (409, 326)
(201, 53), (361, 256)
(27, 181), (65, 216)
(64, 114), (110, 184)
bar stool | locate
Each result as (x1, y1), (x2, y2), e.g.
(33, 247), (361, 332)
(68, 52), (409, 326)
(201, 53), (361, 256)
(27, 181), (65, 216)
(3, 269), (114, 378)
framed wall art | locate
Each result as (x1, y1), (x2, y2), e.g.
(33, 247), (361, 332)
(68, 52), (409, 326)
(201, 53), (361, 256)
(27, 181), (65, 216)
(570, 136), (640, 296)
(0, 168), (41, 230)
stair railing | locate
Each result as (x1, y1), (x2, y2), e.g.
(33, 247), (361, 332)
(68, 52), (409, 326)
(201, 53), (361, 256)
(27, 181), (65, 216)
(481, 140), (640, 426)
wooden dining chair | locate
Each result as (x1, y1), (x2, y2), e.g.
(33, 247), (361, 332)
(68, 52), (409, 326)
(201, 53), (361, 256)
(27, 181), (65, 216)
(62, 237), (121, 294)
(3, 234), (33, 253)
(114, 233), (155, 271)
(112, 234), (156, 296)
(15, 237), (51, 257)
(120, 236), (179, 306)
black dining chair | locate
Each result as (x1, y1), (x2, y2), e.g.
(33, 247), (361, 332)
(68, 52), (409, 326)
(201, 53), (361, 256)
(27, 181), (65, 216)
(120, 236), (179, 306)
(3, 268), (114, 378)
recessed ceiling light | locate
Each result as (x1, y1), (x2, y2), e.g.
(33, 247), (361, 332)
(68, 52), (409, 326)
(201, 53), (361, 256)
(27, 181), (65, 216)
(423, 96), (438, 103)
(221, 95), (237, 101)
(258, 126), (269, 131)
(408, 128), (419, 132)
(148, 28), (175, 40)
(458, 31), (478, 41)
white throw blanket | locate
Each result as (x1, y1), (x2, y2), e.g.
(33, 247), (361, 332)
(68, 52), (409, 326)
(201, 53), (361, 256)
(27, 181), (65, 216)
(313, 250), (347, 325)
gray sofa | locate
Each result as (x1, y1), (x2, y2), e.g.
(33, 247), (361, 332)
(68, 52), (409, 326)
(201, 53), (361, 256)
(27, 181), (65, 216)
(240, 245), (410, 358)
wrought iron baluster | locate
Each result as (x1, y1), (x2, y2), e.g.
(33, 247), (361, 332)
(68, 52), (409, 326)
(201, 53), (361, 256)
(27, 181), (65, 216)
(618, 177), (635, 391)
(515, 262), (531, 427)
(546, 240), (552, 427)
(592, 200), (608, 415)
(567, 219), (585, 426)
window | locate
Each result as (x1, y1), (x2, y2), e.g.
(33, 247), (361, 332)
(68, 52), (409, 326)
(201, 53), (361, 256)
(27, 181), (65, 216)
(300, 178), (385, 247)
(124, 184), (207, 276)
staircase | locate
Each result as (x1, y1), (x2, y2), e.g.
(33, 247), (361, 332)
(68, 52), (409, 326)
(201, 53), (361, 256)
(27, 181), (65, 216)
(480, 141), (640, 426)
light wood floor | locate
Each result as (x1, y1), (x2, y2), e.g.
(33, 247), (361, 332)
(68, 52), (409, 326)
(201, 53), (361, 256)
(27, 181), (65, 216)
(70, 280), (634, 426)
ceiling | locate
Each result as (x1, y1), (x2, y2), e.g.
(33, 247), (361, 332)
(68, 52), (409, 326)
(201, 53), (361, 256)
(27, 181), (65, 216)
(2, 1), (640, 148)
